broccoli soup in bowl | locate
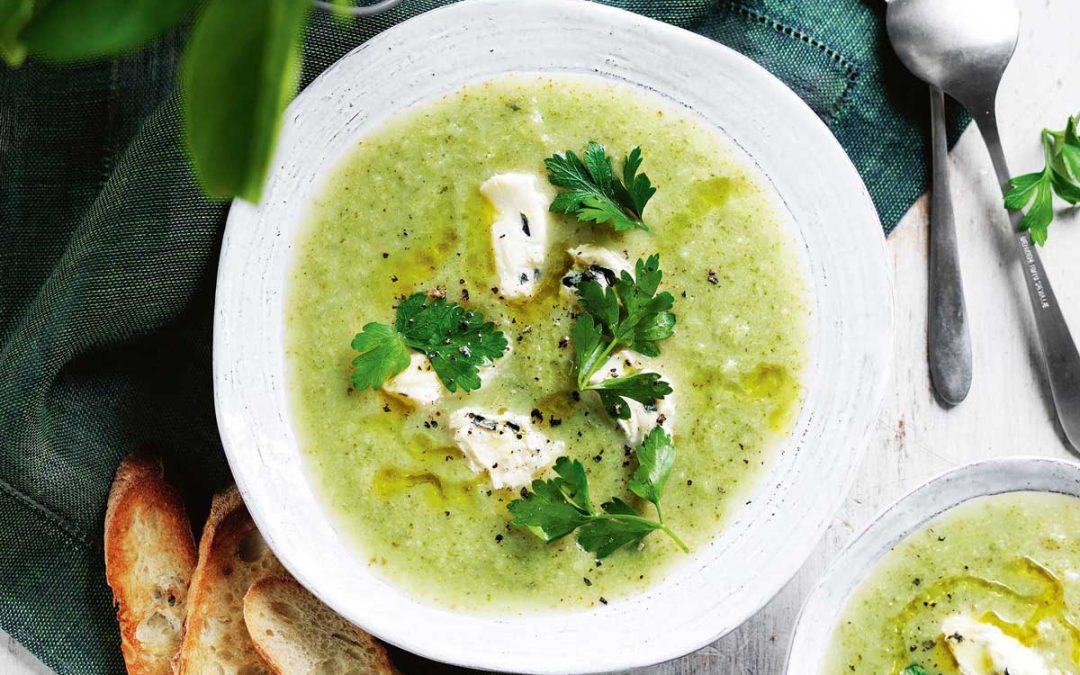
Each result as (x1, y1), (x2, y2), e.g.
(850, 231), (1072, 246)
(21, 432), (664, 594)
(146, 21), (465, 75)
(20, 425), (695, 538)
(287, 73), (809, 611)
(826, 492), (1080, 673)
(214, 0), (893, 668)
(787, 459), (1080, 675)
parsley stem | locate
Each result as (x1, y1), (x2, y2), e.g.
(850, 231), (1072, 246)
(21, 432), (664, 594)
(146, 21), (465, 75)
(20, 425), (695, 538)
(595, 513), (688, 553)
(577, 338), (623, 390)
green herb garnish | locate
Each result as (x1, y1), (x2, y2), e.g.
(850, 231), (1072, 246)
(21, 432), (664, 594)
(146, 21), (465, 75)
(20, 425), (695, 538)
(571, 254), (675, 418)
(508, 428), (687, 559)
(901, 665), (928, 675)
(350, 293), (509, 393)
(3, 0), (310, 204)
(1004, 113), (1080, 245)
(545, 141), (656, 232)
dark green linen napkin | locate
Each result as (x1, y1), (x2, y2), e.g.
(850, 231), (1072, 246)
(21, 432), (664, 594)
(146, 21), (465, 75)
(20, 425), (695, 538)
(0, 1), (965, 673)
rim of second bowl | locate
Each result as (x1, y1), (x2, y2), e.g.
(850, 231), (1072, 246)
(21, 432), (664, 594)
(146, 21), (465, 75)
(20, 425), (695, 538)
(785, 456), (1080, 674)
(212, 0), (893, 672)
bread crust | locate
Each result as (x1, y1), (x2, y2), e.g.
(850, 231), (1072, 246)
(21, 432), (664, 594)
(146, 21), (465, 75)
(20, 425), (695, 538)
(104, 452), (197, 675)
(174, 485), (284, 675)
(243, 576), (396, 675)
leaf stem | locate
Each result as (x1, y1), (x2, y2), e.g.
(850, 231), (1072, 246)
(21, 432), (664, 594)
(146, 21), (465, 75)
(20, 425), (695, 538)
(578, 337), (622, 390)
(661, 524), (689, 552)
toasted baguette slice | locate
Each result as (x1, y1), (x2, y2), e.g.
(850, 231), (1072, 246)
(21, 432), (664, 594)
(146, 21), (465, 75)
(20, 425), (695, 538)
(244, 577), (395, 675)
(104, 452), (197, 675)
(175, 486), (285, 675)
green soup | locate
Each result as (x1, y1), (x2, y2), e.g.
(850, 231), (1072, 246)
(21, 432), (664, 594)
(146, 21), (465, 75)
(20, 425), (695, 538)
(824, 492), (1080, 673)
(286, 74), (808, 611)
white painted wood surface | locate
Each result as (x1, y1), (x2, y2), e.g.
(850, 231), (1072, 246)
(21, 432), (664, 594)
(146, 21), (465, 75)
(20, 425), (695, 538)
(2, 0), (1077, 672)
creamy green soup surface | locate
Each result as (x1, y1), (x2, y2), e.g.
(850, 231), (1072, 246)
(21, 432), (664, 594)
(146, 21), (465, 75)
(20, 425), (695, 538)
(286, 74), (808, 611)
(824, 492), (1080, 674)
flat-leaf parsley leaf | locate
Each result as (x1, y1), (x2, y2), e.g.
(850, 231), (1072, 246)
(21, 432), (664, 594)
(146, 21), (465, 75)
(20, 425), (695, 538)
(1005, 113), (1080, 245)
(545, 141), (656, 232)
(571, 255), (676, 419)
(628, 426), (677, 521)
(350, 293), (509, 393)
(508, 428), (687, 559)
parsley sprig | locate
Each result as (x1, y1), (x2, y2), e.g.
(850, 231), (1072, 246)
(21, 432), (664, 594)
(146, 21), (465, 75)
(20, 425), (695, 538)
(508, 427), (687, 559)
(571, 254), (675, 419)
(901, 666), (928, 675)
(350, 293), (508, 393)
(545, 141), (657, 232)
(1005, 114), (1080, 245)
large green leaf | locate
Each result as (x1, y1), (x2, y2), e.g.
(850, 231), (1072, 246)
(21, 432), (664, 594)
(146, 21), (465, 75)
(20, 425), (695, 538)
(21, 0), (198, 61)
(181, 0), (309, 203)
(0, 0), (34, 65)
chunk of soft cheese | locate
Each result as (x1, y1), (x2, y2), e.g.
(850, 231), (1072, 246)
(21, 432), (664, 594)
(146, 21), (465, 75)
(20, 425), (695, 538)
(942, 614), (1055, 675)
(382, 353), (445, 407)
(479, 173), (554, 300)
(560, 245), (634, 300)
(449, 408), (566, 490)
(588, 352), (676, 446)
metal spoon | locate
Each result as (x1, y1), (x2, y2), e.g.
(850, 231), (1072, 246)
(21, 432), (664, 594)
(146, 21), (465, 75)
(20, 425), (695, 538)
(887, 0), (1080, 450)
(887, 0), (972, 407)
(926, 80), (973, 405)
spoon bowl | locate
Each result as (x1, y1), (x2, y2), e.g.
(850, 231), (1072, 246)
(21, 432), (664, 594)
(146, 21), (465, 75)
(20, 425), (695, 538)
(886, 0), (1018, 114)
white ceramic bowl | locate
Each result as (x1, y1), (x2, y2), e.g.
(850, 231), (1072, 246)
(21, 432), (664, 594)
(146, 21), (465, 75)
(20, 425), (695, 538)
(213, 0), (893, 672)
(786, 457), (1080, 673)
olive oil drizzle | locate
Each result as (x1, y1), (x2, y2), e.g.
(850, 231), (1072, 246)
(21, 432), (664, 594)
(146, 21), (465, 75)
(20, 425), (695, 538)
(890, 557), (1080, 671)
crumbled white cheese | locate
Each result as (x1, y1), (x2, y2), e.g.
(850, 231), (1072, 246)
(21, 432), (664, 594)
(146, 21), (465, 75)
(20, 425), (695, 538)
(942, 614), (1056, 675)
(560, 245), (634, 299)
(448, 408), (566, 490)
(382, 353), (445, 407)
(479, 173), (554, 300)
(587, 352), (675, 446)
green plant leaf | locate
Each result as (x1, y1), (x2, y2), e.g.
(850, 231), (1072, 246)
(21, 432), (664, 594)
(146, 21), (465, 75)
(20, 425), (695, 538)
(1006, 115), (1080, 246)
(901, 666), (928, 675)
(570, 313), (606, 389)
(393, 293), (509, 393)
(1004, 171), (1045, 211)
(544, 141), (655, 231)
(349, 293), (508, 393)
(571, 255), (677, 417)
(1019, 178), (1054, 246)
(508, 454), (687, 558)
(613, 146), (656, 216)
(578, 280), (618, 331)
(181, 0), (309, 203)
(591, 372), (672, 420)
(629, 427), (676, 515)
(552, 455), (594, 515)
(20, 0), (197, 62)
(577, 503), (660, 559)
(0, 0), (33, 66)
(1051, 168), (1080, 204)
(349, 323), (410, 391)
(507, 457), (593, 542)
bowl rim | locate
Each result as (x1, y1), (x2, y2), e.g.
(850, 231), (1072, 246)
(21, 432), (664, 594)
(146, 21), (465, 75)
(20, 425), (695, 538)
(213, 0), (894, 671)
(785, 456), (1080, 673)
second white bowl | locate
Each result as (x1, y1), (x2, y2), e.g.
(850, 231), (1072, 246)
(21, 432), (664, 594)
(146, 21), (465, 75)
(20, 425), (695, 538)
(786, 457), (1080, 673)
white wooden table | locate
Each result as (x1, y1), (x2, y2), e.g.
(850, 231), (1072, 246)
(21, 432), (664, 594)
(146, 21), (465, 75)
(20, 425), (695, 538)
(3, 0), (1077, 672)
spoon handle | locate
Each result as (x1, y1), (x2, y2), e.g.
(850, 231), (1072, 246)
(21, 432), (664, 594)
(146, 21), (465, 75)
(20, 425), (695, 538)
(927, 86), (972, 405)
(975, 108), (1080, 450)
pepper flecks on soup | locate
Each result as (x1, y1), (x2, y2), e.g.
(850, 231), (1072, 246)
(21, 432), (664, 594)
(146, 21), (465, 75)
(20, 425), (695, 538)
(824, 492), (1080, 674)
(286, 73), (808, 611)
